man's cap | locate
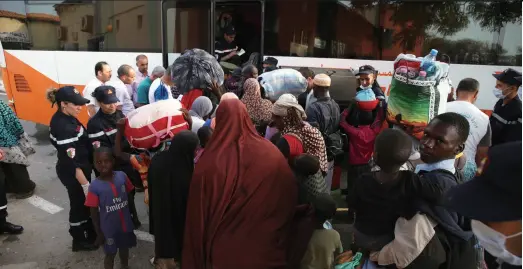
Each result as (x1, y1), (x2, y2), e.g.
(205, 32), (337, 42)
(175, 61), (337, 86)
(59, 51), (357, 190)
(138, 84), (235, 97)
(313, 74), (331, 87)
(55, 86), (90, 106)
(263, 57), (278, 66)
(445, 141), (522, 222)
(356, 65), (377, 76)
(232, 67), (242, 77)
(492, 68), (522, 86)
(224, 25), (236, 35)
(92, 85), (119, 104)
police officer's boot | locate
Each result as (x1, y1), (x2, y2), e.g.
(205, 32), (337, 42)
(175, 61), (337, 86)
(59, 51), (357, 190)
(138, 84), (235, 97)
(82, 220), (97, 244)
(70, 226), (97, 252)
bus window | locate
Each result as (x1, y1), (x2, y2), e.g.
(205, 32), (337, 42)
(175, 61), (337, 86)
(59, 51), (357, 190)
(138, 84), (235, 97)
(264, 0), (380, 59)
(162, 1), (211, 55)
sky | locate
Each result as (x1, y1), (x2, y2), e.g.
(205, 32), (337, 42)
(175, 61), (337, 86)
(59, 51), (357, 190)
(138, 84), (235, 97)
(0, 1), (61, 16)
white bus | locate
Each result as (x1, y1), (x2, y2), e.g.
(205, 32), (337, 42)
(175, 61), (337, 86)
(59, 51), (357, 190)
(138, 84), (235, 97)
(0, 0), (521, 125)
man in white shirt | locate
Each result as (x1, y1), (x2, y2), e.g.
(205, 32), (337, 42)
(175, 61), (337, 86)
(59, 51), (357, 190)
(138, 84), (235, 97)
(446, 78), (491, 180)
(117, 64), (136, 101)
(83, 61), (135, 117)
(148, 66), (175, 103)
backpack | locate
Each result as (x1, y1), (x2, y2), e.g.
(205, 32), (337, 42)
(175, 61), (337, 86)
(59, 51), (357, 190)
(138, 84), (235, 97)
(323, 130), (345, 162)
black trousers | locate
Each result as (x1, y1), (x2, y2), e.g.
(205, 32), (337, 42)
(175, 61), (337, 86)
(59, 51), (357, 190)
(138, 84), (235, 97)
(0, 164), (8, 224)
(56, 163), (95, 242)
(1, 162), (35, 194)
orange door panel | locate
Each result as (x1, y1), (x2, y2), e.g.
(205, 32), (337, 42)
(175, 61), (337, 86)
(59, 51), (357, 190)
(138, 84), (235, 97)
(4, 51), (59, 126)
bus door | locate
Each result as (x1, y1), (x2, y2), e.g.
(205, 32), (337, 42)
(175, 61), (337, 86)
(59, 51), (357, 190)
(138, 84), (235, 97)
(162, 0), (265, 70)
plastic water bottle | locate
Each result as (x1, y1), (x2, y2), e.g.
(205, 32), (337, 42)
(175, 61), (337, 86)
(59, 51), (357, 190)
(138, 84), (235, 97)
(421, 49), (438, 73)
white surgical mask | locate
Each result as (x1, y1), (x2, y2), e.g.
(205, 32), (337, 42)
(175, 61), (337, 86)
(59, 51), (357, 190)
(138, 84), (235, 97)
(360, 85), (372, 90)
(493, 88), (508, 99)
(471, 220), (522, 266)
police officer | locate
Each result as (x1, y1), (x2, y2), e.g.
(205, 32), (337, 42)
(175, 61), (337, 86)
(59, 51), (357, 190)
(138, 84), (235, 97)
(47, 86), (97, 252)
(490, 68), (522, 146)
(214, 25), (243, 67)
(86, 86), (141, 228)
(262, 57), (278, 73)
(446, 142), (522, 269)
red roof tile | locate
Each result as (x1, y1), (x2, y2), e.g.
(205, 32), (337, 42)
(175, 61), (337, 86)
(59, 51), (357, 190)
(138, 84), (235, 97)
(0, 10), (26, 20)
(26, 13), (60, 23)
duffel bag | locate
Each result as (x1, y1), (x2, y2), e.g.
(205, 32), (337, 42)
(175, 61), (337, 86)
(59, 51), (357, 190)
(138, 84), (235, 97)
(387, 73), (449, 140)
(124, 99), (189, 149)
(258, 68), (307, 101)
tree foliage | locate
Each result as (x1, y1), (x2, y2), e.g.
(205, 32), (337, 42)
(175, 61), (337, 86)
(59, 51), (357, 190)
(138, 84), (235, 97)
(347, 0), (522, 51)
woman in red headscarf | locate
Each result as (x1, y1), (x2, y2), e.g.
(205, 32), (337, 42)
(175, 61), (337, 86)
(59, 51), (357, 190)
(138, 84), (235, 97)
(182, 99), (298, 269)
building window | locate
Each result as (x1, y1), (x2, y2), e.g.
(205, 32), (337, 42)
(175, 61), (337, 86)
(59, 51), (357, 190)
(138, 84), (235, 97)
(137, 15), (143, 29)
(116, 19), (120, 32)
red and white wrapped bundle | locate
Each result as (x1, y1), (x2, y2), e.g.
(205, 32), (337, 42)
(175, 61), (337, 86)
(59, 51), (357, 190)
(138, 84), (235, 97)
(124, 99), (189, 149)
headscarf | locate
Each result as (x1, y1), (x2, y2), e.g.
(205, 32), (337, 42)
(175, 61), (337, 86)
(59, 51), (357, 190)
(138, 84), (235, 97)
(221, 92), (239, 101)
(189, 96), (213, 119)
(182, 99), (298, 269)
(209, 92), (239, 129)
(0, 102), (24, 147)
(148, 131), (199, 260)
(272, 94), (328, 173)
(241, 78), (273, 124)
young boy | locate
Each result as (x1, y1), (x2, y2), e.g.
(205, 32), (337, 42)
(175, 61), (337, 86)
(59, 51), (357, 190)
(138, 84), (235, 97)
(340, 96), (383, 199)
(347, 129), (445, 251)
(414, 112), (477, 267)
(85, 147), (137, 269)
(195, 126), (213, 163)
(370, 113), (476, 269)
(301, 194), (343, 269)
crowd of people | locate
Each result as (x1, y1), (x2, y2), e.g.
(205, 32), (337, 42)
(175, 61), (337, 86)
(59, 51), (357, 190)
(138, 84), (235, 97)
(0, 49), (520, 269)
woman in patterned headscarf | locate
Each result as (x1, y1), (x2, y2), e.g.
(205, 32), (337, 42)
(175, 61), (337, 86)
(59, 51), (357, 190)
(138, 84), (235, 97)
(0, 102), (36, 199)
(271, 94), (328, 175)
(241, 78), (273, 127)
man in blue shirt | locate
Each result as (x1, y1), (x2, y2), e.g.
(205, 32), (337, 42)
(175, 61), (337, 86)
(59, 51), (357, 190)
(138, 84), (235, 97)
(135, 66), (166, 107)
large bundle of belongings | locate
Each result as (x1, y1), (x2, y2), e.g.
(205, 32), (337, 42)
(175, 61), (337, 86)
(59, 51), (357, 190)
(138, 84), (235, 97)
(258, 68), (308, 101)
(171, 48), (225, 95)
(387, 50), (451, 140)
(124, 99), (189, 150)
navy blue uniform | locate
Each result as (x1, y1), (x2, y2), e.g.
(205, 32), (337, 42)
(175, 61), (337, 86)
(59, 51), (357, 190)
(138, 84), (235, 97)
(49, 110), (95, 243)
(490, 96), (522, 146)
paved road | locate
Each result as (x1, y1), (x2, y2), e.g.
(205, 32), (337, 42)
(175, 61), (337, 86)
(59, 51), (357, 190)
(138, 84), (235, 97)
(0, 94), (352, 268)
(0, 97), (155, 268)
